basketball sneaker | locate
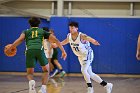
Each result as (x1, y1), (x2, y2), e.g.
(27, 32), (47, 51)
(87, 87), (94, 93)
(50, 69), (58, 77)
(60, 71), (66, 78)
(29, 80), (36, 93)
(104, 83), (113, 93)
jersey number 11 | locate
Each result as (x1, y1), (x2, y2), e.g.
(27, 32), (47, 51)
(32, 31), (38, 38)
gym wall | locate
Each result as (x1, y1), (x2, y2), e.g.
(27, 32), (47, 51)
(0, 17), (140, 74)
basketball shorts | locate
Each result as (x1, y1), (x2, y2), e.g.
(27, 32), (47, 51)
(26, 49), (48, 68)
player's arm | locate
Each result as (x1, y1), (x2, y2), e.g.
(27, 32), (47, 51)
(136, 34), (140, 60)
(61, 34), (70, 46)
(61, 37), (69, 46)
(48, 34), (67, 60)
(81, 34), (100, 45)
(12, 33), (25, 47)
(5, 33), (25, 54)
(7, 33), (25, 50)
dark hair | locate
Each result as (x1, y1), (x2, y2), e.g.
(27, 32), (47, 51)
(28, 17), (41, 27)
(42, 27), (49, 32)
(69, 21), (79, 28)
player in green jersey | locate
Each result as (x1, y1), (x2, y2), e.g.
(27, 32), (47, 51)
(5, 17), (67, 93)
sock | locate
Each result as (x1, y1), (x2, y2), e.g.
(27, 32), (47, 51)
(87, 83), (92, 87)
(60, 69), (63, 72)
(100, 81), (107, 86)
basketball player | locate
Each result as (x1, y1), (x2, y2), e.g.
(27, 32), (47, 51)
(61, 21), (113, 93)
(136, 34), (140, 60)
(49, 29), (66, 78)
(5, 17), (67, 93)
(43, 27), (54, 71)
(43, 28), (66, 78)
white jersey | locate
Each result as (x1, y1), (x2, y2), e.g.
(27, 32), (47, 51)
(43, 39), (53, 58)
(68, 32), (92, 56)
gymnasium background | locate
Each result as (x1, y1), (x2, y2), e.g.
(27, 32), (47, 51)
(0, 0), (140, 74)
(0, 17), (140, 74)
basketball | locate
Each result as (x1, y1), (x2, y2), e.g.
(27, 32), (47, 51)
(4, 44), (17, 57)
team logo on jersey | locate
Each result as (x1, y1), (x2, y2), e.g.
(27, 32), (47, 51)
(71, 43), (79, 46)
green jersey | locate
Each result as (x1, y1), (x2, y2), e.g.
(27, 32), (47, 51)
(23, 27), (50, 50)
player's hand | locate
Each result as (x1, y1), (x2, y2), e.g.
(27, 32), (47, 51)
(5, 44), (12, 53)
(94, 41), (100, 46)
(136, 50), (140, 60)
(61, 51), (67, 60)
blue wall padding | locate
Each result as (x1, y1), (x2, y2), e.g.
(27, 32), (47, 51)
(0, 17), (49, 72)
(0, 17), (140, 74)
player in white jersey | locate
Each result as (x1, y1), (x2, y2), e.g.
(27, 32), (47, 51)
(136, 34), (140, 60)
(61, 21), (113, 93)
(43, 27), (66, 77)
(43, 27), (54, 71)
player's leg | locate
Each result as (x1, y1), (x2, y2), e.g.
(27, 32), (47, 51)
(87, 50), (113, 93)
(27, 68), (36, 93)
(37, 49), (50, 93)
(51, 48), (65, 78)
(79, 56), (93, 93)
(48, 58), (54, 72)
(50, 59), (59, 77)
(87, 50), (103, 84)
(26, 50), (37, 93)
(40, 64), (49, 93)
(53, 59), (65, 78)
(88, 66), (113, 93)
(44, 49), (54, 71)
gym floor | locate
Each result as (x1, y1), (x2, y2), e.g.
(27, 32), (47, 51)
(0, 74), (140, 93)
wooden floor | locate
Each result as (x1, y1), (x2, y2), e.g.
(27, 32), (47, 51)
(0, 75), (140, 93)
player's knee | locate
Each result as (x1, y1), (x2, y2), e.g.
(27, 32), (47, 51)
(89, 72), (96, 76)
(81, 68), (87, 74)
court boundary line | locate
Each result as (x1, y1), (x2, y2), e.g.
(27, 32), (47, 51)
(0, 72), (140, 78)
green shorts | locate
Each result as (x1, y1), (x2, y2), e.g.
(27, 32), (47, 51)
(52, 48), (58, 60)
(26, 49), (48, 68)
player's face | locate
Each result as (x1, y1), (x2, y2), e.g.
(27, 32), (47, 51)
(50, 31), (54, 35)
(69, 26), (78, 34)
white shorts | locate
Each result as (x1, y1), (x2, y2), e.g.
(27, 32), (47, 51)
(78, 49), (94, 66)
(44, 49), (53, 58)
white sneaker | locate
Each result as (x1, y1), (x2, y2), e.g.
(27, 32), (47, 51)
(104, 83), (113, 93)
(38, 85), (47, 93)
(29, 80), (36, 93)
(87, 87), (94, 93)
